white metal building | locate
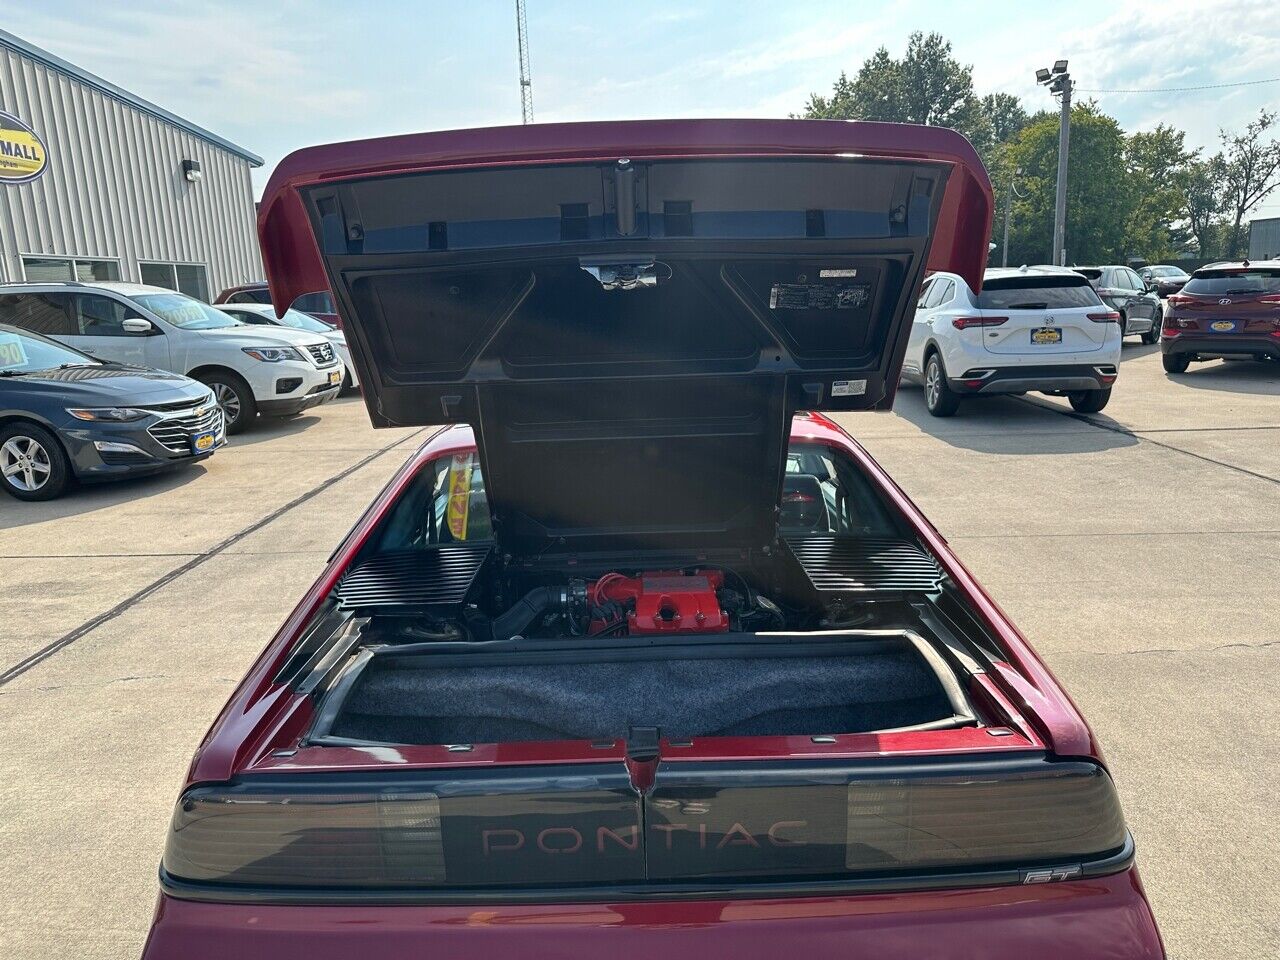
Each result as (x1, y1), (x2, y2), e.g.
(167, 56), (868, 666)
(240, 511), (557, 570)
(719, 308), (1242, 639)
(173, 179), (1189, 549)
(0, 29), (263, 299)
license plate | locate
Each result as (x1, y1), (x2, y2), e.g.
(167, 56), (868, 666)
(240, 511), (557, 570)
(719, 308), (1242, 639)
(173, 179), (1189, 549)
(328, 369), (342, 386)
(1209, 320), (1238, 333)
(1031, 327), (1063, 344)
(191, 431), (216, 454)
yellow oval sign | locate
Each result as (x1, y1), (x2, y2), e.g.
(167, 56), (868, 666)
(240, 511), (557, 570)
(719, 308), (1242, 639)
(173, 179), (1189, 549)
(0, 110), (47, 184)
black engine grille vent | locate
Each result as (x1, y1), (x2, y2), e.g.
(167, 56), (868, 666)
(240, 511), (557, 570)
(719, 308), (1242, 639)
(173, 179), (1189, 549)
(785, 536), (945, 594)
(335, 545), (490, 610)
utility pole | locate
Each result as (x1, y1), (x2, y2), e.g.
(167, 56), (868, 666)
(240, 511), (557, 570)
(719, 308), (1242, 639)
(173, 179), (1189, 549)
(1002, 167), (1022, 268)
(516, 0), (534, 124)
(1036, 60), (1072, 265)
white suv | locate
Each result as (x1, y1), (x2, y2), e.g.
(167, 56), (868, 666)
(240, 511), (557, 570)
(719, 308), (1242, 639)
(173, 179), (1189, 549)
(902, 266), (1122, 417)
(0, 283), (342, 433)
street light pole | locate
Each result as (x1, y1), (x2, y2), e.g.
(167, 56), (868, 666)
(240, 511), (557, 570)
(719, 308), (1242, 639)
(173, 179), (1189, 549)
(1002, 167), (1021, 268)
(1052, 75), (1071, 266)
(1037, 60), (1072, 266)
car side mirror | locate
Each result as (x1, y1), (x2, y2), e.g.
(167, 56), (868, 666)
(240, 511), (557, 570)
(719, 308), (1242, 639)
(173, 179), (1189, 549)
(121, 317), (152, 334)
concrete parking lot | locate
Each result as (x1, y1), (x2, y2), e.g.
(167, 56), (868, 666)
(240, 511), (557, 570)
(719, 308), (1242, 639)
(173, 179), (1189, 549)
(1, 345), (1276, 959)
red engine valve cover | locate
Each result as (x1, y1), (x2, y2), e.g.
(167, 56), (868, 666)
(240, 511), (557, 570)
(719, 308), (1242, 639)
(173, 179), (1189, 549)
(591, 570), (729, 635)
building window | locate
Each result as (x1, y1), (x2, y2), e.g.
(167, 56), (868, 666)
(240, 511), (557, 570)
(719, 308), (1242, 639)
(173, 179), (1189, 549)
(21, 256), (121, 282)
(139, 261), (210, 302)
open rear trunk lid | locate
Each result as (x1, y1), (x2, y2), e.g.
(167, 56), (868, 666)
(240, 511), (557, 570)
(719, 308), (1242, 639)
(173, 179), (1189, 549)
(258, 120), (992, 556)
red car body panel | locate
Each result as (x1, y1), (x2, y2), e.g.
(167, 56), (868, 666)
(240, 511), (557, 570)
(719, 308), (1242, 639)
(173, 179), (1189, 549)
(256, 118), (994, 316)
(144, 869), (1163, 960)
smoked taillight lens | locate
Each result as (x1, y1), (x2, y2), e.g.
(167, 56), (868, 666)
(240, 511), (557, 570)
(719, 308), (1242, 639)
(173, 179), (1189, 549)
(951, 315), (1007, 330)
(163, 760), (1128, 893)
(842, 761), (1126, 871)
(1087, 311), (1121, 323)
(165, 789), (447, 886)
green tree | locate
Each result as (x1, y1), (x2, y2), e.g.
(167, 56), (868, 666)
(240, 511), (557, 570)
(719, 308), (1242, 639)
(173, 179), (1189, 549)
(978, 93), (1030, 147)
(1000, 103), (1133, 265)
(1215, 109), (1280, 258)
(1180, 157), (1228, 258)
(802, 32), (987, 148)
(1124, 125), (1195, 260)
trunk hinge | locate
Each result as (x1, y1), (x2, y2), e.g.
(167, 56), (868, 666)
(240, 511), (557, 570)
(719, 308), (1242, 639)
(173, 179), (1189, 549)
(624, 725), (661, 795)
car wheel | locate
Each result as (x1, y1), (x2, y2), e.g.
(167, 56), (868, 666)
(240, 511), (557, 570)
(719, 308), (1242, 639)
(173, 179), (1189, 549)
(1141, 309), (1162, 345)
(923, 354), (960, 417)
(0, 423), (72, 501)
(1067, 387), (1112, 413)
(1162, 352), (1191, 374)
(200, 371), (257, 434)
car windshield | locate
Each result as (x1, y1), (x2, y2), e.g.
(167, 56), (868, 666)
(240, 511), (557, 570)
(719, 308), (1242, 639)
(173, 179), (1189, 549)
(133, 292), (239, 330)
(276, 308), (334, 333)
(0, 324), (98, 374)
(1183, 269), (1280, 295)
(1149, 266), (1184, 277)
(976, 276), (1102, 309)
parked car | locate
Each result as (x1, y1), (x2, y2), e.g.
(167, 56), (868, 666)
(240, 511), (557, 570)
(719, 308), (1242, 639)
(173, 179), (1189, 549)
(903, 265), (1120, 416)
(0, 283), (342, 434)
(1137, 264), (1190, 297)
(1072, 266), (1162, 342)
(214, 303), (359, 392)
(0, 323), (221, 500)
(141, 120), (1163, 960)
(1160, 260), (1280, 372)
(216, 282), (343, 328)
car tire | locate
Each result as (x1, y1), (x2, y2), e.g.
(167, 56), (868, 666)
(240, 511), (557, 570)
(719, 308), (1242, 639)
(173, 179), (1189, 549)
(200, 371), (257, 434)
(1067, 387), (1112, 414)
(0, 422), (72, 501)
(1162, 352), (1191, 374)
(1116, 313), (1128, 341)
(923, 354), (960, 417)
(1141, 308), (1162, 345)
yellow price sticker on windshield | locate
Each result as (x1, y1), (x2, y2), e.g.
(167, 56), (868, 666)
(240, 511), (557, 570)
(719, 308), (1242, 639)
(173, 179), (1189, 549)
(446, 453), (473, 540)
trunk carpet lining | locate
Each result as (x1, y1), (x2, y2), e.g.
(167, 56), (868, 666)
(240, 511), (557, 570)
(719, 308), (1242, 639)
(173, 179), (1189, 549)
(330, 650), (954, 744)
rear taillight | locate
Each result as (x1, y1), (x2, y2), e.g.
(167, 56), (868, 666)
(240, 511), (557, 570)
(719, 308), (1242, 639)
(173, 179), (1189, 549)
(1259, 293), (1280, 303)
(163, 760), (1128, 892)
(840, 762), (1126, 874)
(952, 315), (1008, 330)
(166, 787), (449, 887)
(1087, 311), (1121, 323)
(1166, 294), (1194, 306)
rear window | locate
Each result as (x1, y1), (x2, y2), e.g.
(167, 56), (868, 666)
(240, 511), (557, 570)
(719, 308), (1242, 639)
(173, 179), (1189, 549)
(976, 275), (1102, 310)
(1183, 269), (1280, 295)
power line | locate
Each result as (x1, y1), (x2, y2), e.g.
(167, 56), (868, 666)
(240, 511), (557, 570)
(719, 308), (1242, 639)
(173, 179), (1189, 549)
(1077, 77), (1280, 94)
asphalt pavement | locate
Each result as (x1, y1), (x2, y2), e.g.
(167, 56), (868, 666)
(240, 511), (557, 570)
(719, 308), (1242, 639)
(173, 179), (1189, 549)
(0, 344), (1276, 959)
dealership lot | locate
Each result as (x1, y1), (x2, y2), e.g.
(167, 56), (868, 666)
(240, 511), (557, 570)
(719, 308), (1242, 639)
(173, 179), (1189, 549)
(0, 346), (1276, 959)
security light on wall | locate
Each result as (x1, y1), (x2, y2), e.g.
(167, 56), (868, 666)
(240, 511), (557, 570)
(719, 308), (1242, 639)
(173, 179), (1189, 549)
(182, 159), (202, 183)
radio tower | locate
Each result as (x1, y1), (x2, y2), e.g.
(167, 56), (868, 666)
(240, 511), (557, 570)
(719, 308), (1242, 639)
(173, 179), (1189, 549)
(516, 0), (534, 124)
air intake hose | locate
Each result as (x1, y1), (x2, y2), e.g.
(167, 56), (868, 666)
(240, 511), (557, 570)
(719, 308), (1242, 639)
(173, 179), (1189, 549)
(490, 586), (565, 641)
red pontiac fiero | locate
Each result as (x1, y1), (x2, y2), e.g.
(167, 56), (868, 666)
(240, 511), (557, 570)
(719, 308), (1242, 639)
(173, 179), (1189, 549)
(142, 119), (1164, 960)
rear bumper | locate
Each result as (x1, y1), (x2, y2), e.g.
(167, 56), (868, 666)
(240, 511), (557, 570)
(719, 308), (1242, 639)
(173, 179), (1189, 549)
(948, 363), (1116, 395)
(142, 866), (1164, 960)
(1161, 334), (1280, 361)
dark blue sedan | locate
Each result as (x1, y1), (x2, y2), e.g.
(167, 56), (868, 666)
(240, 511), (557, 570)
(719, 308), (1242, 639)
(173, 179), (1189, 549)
(0, 323), (223, 500)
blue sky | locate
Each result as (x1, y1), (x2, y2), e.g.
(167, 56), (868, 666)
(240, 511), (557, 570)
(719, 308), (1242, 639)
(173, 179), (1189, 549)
(5, 0), (1279, 215)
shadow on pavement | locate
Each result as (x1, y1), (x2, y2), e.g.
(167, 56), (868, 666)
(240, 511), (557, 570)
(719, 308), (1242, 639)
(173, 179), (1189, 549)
(225, 413), (324, 447)
(1162, 359), (1279, 397)
(1118, 342), (1161, 361)
(0, 461), (208, 530)
(892, 385), (1138, 455)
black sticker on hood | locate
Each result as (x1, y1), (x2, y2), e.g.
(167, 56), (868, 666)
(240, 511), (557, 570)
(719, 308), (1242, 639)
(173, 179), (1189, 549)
(770, 283), (871, 310)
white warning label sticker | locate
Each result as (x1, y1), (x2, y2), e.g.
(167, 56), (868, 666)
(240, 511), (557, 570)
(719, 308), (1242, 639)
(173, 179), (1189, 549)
(831, 379), (867, 397)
